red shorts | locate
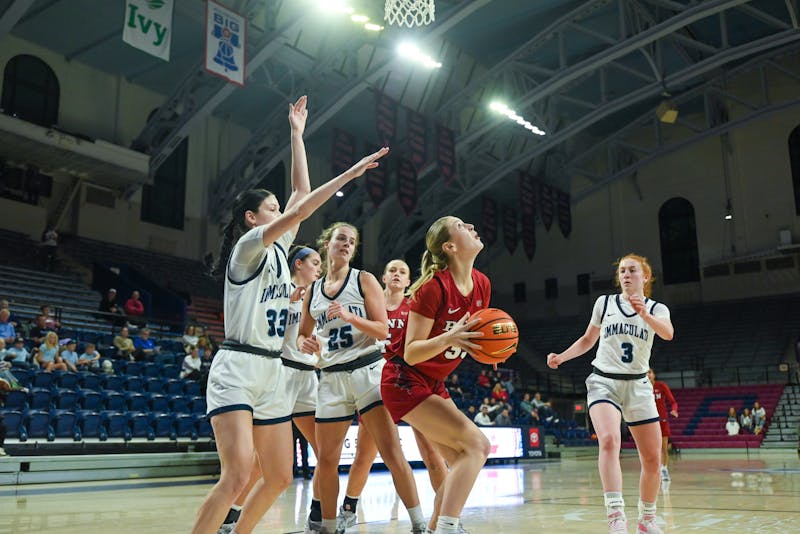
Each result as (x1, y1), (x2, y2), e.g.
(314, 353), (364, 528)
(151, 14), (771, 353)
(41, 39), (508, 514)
(659, 419), (671, 438)
(381, 357), (449, 424)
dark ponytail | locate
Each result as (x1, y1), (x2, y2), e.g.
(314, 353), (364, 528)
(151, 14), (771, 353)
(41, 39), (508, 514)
(208, 189), (274, 279)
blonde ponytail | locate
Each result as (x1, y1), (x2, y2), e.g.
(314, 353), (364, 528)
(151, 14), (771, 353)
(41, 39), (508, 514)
(408, 216), (453, 299)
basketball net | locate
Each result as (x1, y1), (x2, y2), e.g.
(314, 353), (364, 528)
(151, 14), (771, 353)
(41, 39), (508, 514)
(385, 0), (435, 27)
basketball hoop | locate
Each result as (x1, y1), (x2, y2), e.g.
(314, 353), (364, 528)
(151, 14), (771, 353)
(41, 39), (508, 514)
(385, 0), (435, 28)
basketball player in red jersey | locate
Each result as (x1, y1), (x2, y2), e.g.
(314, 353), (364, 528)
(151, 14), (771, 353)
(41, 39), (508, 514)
(381, 216), (490, 534)
(647, 368), (678, 481)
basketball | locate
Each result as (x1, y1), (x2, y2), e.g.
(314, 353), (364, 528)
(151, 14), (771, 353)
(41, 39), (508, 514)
(469, 308), (519, 365)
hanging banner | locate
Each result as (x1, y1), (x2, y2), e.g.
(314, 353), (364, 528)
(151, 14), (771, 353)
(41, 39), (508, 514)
(539, 182), (554, 231)
(332, 129), (356, 176)
(407, 109), (428, 171)
(397, 158), (417, 216)
(435, 124), (456, 185)
(557, 190), (572, 238)
(123, 0), (174, 61)
(481, 196), (498, 247)
(519, 171), (537, 261)
(376, 93), (398, 148)
(503, 206), (517, 255)
(205, 0), (246, 87)
(364, 142), (387, 207)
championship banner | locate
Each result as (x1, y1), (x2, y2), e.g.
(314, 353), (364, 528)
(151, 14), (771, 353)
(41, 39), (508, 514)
(557, 190), (572, 238)
(364, 142), (387, 207)
(376, 93), (398, 148)
(205, 0), (246, 87)
(122, 0), (174, 61)
(397, 157), (418, 216)
(539, 182), (554, 231)
(406, 109), (428, 171)
(435, 124), (456, 185)
(519, 171), (536, 261)
(331, 128), (356, 179)
(503, 205), (517, 255)
(481, 196), (498, 246)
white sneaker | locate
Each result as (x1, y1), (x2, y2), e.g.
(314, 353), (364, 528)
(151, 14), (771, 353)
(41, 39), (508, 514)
(336, 506), (356, 530)
(305, 519), (322, 534)
(608, 511), (628, 533)
(637, 516), (663, 534)
(0, 447), (7, 457)
(660, 466), (670, 481)
(411, 522), (429, 534)
(217, 524), (235, 534)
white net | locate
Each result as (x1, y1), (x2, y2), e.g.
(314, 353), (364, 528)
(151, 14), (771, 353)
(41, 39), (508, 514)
(385, 0), (436, 27)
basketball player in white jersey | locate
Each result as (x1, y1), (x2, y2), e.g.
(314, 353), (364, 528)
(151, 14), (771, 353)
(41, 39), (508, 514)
(297, 223), (426, 534)
(191, 94), (389, 534)
(547, 253), (674, 534)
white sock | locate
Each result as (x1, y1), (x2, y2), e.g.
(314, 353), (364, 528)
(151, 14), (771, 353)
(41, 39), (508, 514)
(604, 491), (625, 516)
(322, 518), (336, 532)
(434, 515), (459, 534)
(407, 505), (425, 525)
(638, 500), (657, 520)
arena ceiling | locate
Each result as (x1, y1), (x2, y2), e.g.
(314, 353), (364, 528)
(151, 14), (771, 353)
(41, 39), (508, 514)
(1, 0), (799, 261)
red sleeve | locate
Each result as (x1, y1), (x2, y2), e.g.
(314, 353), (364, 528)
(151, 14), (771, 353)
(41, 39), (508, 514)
(409, 277), (443, 319)
(661, 382), (678, 411)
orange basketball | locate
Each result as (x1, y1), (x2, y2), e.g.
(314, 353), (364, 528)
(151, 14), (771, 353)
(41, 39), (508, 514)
(469, 308), (519, 365)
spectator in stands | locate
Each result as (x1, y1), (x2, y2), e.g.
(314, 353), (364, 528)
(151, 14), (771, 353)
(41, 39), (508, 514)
(124, 290), (146, 327)
(445, 373), (464, 399)
(39, 305), (60, 330)
(473, 405), (494, 426)
(113, 326), (135, 360)
(197, 336), (213, 359)
(0, 339), (6, 360)
(519, 393), (541, 425)
(34, 331), (67, 372)
(752, 401), (766, 435)
(500, 373), (515, 396)
(132, 328), (159, 362)
(183, 324), (199, 348)
(0, 309), (15, 345)
(0, 361), (25, 392)
(28, 315), (50, 345)
(464, 405), (477, 420)
(532, 392), (558, 423)
(0, 299), (20, 329)
(739, 408), (754, 434)
(726, 407), (740, 436)
(40, 226), (58, 272)
(77, 342), (102, 372)
(196, 326), (218, 355)
(99, 288), (126, 327)
(494, 408), (512, 426)
(4, 338), (30, 367)
(181, 345), (203, 380)
(59, 338), (79, 373)
(476, 369), (491, 392)
(491, 382), (509, 403)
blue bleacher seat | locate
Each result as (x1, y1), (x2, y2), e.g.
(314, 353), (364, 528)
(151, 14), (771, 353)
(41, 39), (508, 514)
(145, 377), (165, 394)
(161, 364), (180, 379)
(78, 372), (102, 391)
(128, 411), (153, 439)
(143, 363), (161, 378)
(183, 381), (200, 396)
(51, 410), (80, 440)
(57, 372), (79, 389)
(124, 375), (145, 392)
(55, 388), (78, 410)
(150, 412), (174, 439)
(4, 389), (28, 411)
(26, 410), (54, 441)
(174, 413), (196, 439)
(189, 396), (206, 415)
(194, 414), (212, 439)
(111, 360), (126, 375)
(125, 392), (148, 411)
(77, 410), (104, 440)
(30, 388), (52, 410)
(103, 374), (124, 391)
(0, 410), (27, 440)
(149, 393), (169, 412)
(32, 371), (54, 389)
(125, 362), (143, 376)
(164, 379), (183, 395)
(169, 395), (190, 413)
(102, 390), (125, 411)
(79, 390), (103, 410)
(11, 368), (32, 388)
(100, 411), (130, 440)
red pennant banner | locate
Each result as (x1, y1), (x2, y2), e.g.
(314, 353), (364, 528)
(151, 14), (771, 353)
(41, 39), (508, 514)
(406, 109), (428, 171)
(557, 190), (572, 238)
(397, 157), (417, 215)
(519, 171), (537, 261)
(435, 124), (456, 185)
(376, 93), (398, 147)
(503, 205), (518, 254)
(332, 129), (356, 177)
(539, 182), (554, 231)
(364, 142), (387, 207)
(481, 196), (498, 246)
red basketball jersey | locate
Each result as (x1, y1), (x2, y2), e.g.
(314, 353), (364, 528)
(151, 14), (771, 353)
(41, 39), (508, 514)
(383, 298), (410, 359)
(653, 380), (677, 420)
(389, 268), (491, 380)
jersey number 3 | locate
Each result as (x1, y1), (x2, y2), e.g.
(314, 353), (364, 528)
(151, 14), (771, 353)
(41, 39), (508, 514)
(266, 309), (288, 337)
(620, 342), (634, 363)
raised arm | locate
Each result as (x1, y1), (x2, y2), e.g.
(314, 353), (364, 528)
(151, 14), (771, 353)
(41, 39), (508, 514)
(283, 95), (311, 237)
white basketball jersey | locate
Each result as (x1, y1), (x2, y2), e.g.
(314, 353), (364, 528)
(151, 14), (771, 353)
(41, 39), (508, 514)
(223, 227), (293, 352)
(281, 285), (317, 367)
(589, 294), (670, 374)
(307, 268), (382, 369)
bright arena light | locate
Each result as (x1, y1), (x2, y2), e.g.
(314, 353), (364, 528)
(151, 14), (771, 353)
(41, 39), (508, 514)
(335, 191), (344, 197)
(364, 22), (384, 31)
(318, 0), (354, 15)
(351, 14), (369, 23)
(489, 102), (546, 136)
(397, 42), (442, 69)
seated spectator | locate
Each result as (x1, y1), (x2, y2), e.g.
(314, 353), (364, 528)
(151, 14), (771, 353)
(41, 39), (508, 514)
(726, 407), (740, 436)
(494, 408), (512, 426)
(445, 373), (464, 399)
(474, 406), (494, 426)
(0, 299), (21, 329)
(0, 339), (6, 360)
(196, 326), (218, 355)
(0, 361), (27, 392)
(476, 369), (491, 391)
(59, 339), (79, 373)
(4, 338), (30, 368)
(0, 309), (16, 345)
(99, 288), (126, 327)
(739, 408), (754, 434)
(532, 392), (558, 423)
(197, 336), (214, 359)
(182, 325), (199, 349)
(180, 345), (202, 380)
(34, 332), (67, 372)
(28, 315), (51, 345)
(519, 392), (541, 424)
(491, 382), (509, 403)
(464, 405), (477, 420)
(124, 290), (146, 327)
(133, 328), (159, 362)
(39, 305), (60, 331)
(114, 326), (135, 360)
(500, 373), (515, 396)
(77, 342), (102, 372)
(752, 401), (766, 435)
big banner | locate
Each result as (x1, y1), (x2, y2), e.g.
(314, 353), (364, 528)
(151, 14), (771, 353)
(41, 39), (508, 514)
(481, 196), (498, 247)
(539, 182), (554, 231)
(557, 190), (572, 238)
(503, 206), (518, 255)
(123, 0), (174, 61)
(376, 93), (398, 148)
(397, 158), (418, 216)
(435, 124), (456, 185)
(364, 142), (387, 207)
(406, 109), (428, 171)
(519, 171), (537, 261)
(205, 0), (246, 86)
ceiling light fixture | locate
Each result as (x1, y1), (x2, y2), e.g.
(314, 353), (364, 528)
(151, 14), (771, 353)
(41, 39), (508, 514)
(397, 42), (442, 68)
(489, 101), (546, 136)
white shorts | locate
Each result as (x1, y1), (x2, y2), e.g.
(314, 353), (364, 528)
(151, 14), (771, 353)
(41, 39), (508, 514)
(283, 365), (318, 417)
(206, 349), (291, 424)
(316, 357), (385, 422)
(586, 372), (659, 426)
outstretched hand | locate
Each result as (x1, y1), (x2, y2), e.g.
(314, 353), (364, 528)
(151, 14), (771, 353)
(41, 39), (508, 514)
(546, 352), (560, 369)
(347, 147), (390, 179)
(289, 95), (308, 134)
